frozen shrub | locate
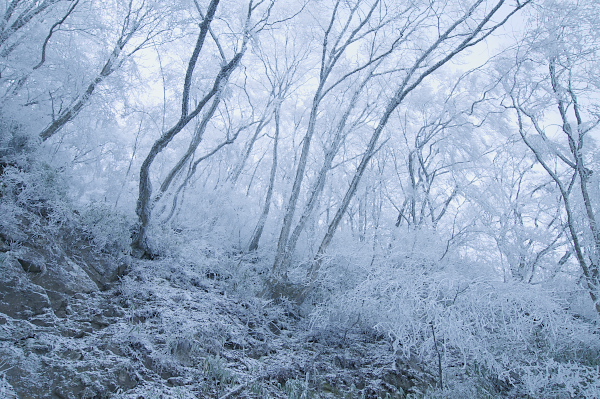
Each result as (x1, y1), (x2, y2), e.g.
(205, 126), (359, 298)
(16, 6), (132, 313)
(0, 161), (77, 242)
(168, 336), (202, 366)
(313, 258), (600, 397)
(1, 163), (68, 215)
(77, 202), (133, 254)
(283, 377), (314, 399)
(203, 355), (238, 385)
(0, 116), (36, 162)
(112, 382), (198, 399)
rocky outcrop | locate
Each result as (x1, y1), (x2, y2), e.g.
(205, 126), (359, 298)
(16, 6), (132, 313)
(0, 208), (128, 320)
(0, 256), (52, 319)
(0, 250), (438, 399)
(1, 246), (101, 320)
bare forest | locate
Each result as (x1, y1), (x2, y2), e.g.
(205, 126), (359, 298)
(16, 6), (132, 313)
(1, 0), (600, 397)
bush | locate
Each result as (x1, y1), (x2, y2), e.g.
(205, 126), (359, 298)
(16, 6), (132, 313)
(0, 157), (132, 259)
(77, 202), (133, 254)
(0, 162), (74, 239)
(312, 257), (600, 397)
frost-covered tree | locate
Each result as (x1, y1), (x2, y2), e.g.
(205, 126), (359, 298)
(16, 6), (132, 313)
(308, 0), (532, 282)
(501, 0), (600, 312)
(132, 0), (287, 257)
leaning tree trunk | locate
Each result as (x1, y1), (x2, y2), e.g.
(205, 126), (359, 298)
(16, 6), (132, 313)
(248, 105), (280, 252)
(131, 0), (224, 257)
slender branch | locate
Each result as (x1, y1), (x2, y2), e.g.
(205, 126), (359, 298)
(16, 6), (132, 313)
(33, 0), (79, 70)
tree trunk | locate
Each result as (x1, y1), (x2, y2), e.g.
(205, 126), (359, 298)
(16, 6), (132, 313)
(248, 105), (280, 251)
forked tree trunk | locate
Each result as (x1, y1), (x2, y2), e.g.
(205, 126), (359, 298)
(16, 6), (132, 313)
(132, 0), (223, 257)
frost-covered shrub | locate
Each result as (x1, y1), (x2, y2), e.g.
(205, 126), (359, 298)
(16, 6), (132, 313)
(77, 202), (132, 254)
(165, 184), (257, 251)
(203, 355), (238, 385)
(176, 236), (232, 270)
(171, 234), (271, 297)
(137, 223), (186, 258)
(1, 163), (68, 216)
(283, 377), (314, 399)
(0, 160), (133, 257)
(226, 254), (270, 298)
(0, 116), (36, 161)
(0, 162), (76, 240)
(112, 381), (198, 399)
(518, 359), (600, 398)
(0, 196), (26, 244)
(313, 258), (600, 397)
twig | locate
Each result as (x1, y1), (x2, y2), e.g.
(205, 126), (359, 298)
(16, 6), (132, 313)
(430, 323), (443, 388)
(219, 376), (261, 399)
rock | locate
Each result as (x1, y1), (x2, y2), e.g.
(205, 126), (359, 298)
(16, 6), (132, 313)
(1, 348), (49, 399)
(0, 375), (17, 398)
(0, 258), (51, 319)
(45, 290), (70, 316)
(60, 349), (84, 361)
(116, 367), (140, 390)
(106, 343), (124, 356)
(382, 368), (413, 393)
(111, 258), (130, 281)
(168, 376), (187, 386)
(0, 239), (10, 252)
(62, 239), (120, 290)
(0, 224), (28, 244)
(334, 355), (358, 369)
(102, 305), (125, 318)
(3, 244), (103, 317)
(29, 313), (55, 327)
(17, 251), (46, 273)
(31, 258), (99, 295)
(90, 313), (111, 329)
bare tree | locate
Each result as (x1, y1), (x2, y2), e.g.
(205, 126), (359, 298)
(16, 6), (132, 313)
(0, 0), (65, 52)
(132, 0), (276, 257)
(39, 0), (166, 141)
(0, 0), (84, 126)
(500, 0), (600, 311)
(509, 66), (600, 310)
(308, 0), (532, 283)
(277, 70), (378, 271)
(272, 0), (407, 276)
(467, 146), (570, 283)
(247, 104), (280, 252)
(394, 116), (462, 229)
(245, 33), (307, 251)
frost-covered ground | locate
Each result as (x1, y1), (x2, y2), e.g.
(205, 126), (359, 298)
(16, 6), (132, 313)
(1, 166), (599, 398)
(0, 251), (434, 398)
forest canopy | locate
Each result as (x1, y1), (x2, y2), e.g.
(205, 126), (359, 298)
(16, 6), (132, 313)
(1, 0), (600, 397)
